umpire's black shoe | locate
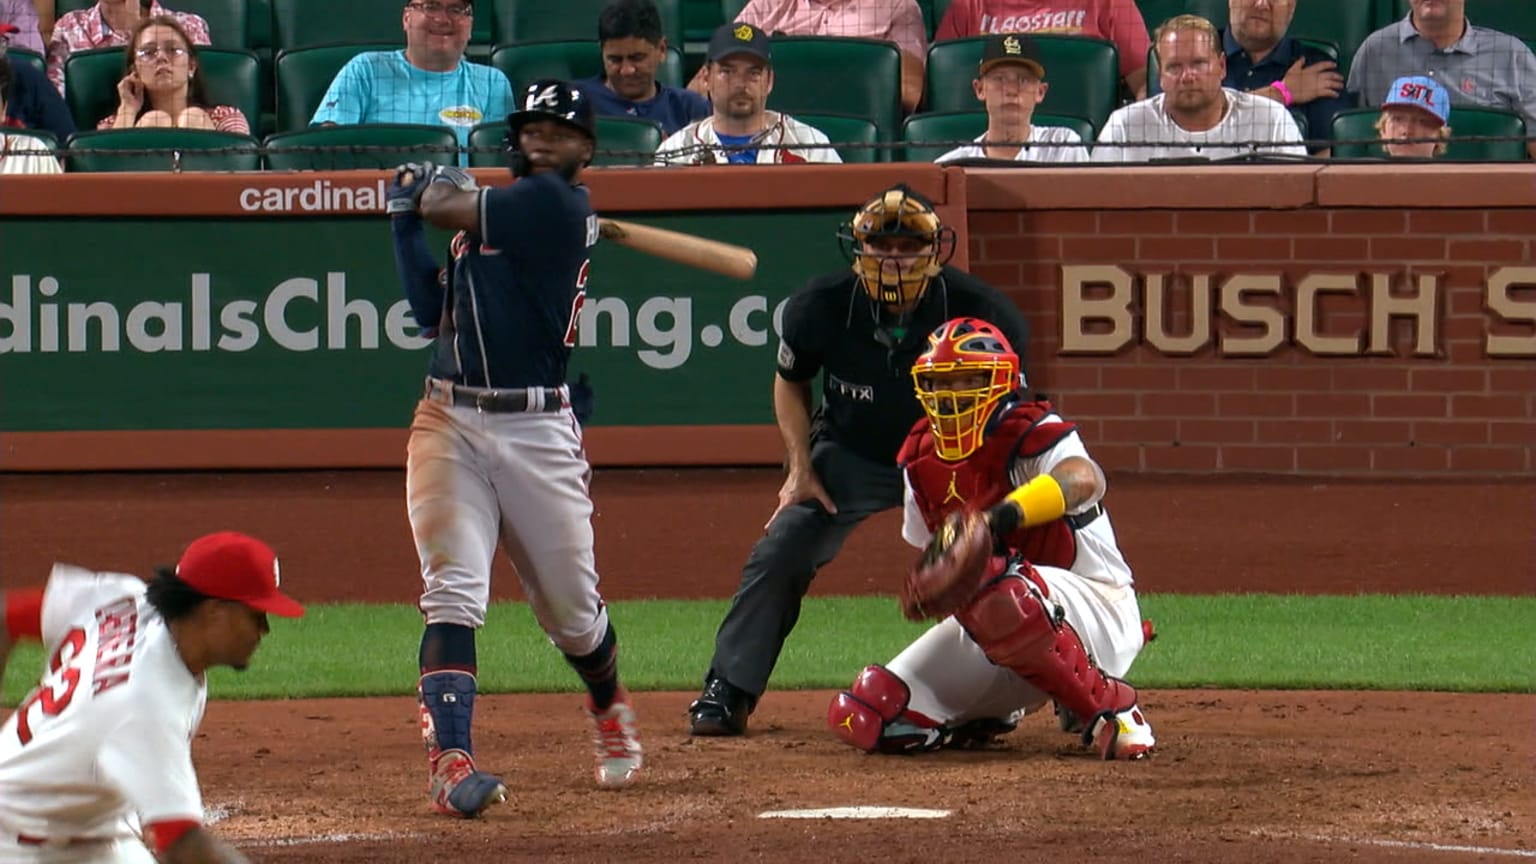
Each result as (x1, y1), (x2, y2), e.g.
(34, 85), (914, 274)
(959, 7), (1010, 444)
(688, 678), (755, 736)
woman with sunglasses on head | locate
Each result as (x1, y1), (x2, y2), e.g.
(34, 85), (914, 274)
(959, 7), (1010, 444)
(98, 15), (245, 132)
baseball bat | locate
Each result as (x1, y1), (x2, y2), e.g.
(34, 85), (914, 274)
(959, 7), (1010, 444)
(598, 218), (758, 281)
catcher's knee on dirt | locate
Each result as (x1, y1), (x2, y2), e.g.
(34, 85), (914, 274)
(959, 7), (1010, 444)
(827, 665), (947, 754)
(955, 573), (1137, 744)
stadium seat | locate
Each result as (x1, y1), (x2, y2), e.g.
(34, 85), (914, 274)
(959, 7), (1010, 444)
(719, 0), (748, 24)
(795, 112), (880, 163)
(1286, 3), (1375, 77)
(494, 0), (684, 50)
(1036, 112), (1096, 144)
(901, 110), (1092, 161)
(1135, 0), (1227, 35)
(263, 123), (459, 170)
(65, 128), (261, 171)
(920, 0), (954, 40)
(1374, 0), (1407, 28)
(1465, 0), (1536, 40)
(1330, 107), (1528, 161)
(926, 35), (1118, 134)
(271, 0), (405, 53)
(469, 116), (665, 167)
(249, 0), (273, 51)
(767, 36), (902, 141)
(491, 40), (685, 94)
(273, 43), (393, 133)
(6, 48), (45, 80)
(64, 47), (261, 135)
(175, 0), (250, 49)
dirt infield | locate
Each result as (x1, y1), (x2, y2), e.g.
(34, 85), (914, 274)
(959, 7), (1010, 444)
(2, 470), (1533, 862)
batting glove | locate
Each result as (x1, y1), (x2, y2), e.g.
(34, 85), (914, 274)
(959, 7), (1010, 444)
(430, 165), (480, 193)
(385, 162), (435, 216)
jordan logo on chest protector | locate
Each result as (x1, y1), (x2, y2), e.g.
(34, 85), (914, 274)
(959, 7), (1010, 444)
(943, 472), (965, 505)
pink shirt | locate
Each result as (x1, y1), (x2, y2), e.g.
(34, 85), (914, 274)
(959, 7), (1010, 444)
(737, 0), (928, 64)
(97, 103), (249, 134)
(935, 0), (1149, 77)
(46, 2), (211, 96)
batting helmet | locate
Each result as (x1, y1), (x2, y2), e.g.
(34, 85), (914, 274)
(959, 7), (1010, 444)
(505, 79), (597, 177)
(911, 317), (1023, 461)
(836, 184), (957, 308)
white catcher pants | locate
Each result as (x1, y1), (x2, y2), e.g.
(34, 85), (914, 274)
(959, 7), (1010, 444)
(884, 566), (1147, 725)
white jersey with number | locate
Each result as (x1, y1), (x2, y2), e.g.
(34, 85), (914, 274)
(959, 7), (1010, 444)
(0, 565), (206, 845)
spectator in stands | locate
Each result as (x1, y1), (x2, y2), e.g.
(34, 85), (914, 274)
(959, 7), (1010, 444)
(935, 33), (1089, 163)
(1375, 74), (1450, 158)
(312, 0), (511, 167)
(577, 0), (707, 135)
(1150, 0), (1349, 155)
(1, 1), (44, 53)
(98, 16), (247, 132)
(1348, 0), (1536, 158)
(0, 53), (62, 172)
(2, 37), (77, 139)
(936, 0), (1151, 99)
(657, 22), (840, 164)
(689, 0), (927, 112)
(47, 0), (210, 97)
(1093, 14), (1305, 162)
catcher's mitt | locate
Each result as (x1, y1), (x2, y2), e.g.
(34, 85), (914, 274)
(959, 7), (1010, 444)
(901, 509), (994, 621)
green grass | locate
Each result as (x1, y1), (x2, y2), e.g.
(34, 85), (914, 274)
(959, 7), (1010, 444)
(4, 594), (1533, 705)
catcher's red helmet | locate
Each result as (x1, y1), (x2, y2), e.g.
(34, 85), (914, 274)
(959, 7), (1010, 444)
(911, 317), (1022, 460)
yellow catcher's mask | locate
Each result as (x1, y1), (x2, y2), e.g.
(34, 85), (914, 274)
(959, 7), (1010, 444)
(912, 317), (1022, 461)
(836, 184), (957, 308)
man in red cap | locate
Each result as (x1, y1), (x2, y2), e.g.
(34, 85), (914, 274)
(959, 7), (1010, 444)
(0, 531), (303, 863)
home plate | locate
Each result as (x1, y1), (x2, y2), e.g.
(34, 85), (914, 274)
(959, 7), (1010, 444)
(758, 807), (950, 820)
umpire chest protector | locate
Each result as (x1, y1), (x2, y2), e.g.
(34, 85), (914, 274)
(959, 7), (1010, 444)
(898, 401), (1081, 569)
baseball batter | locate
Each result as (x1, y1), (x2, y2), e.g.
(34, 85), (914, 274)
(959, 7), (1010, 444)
(0, 531), (304, 863)
(689, 184), (1032, 737)
(387, 77), (642, 817)
(826, 318), (1156, 759)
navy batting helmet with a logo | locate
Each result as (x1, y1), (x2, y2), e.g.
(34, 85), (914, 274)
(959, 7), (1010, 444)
(505, 79), (596, 144)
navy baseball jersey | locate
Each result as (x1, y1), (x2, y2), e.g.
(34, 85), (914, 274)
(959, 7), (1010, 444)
(775, 266), (1032, 466)
(427, 171), (599, 389)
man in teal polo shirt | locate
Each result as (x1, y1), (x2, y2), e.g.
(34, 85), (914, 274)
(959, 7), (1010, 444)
(312, 0), (513, 166)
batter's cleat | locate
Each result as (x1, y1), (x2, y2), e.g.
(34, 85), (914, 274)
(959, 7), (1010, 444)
(588, 692), (643, 789)
(429, 749), (508, 817)
(688, 677), (754, 736)
(1091, 705), (1155, 761)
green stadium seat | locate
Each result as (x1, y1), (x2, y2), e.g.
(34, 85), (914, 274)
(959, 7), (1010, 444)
(1286, 3), (1375, 77)
(64, 47), (261, 135)
(1135, 0), (1227, 35)
(920, 0), (954, 40)
(175, 0), (250, 49)
(493, 0), (684, 50)
(491, 40), (685, 94)
(767, 36), (902, 141)
(926, 35), (1118, 134)
(53, 0), (95, 13)
(686, 0), (724, 43)
(248, 0), (273, 51)
(1330, 106), (1528, 161)
(1374, 0), (1407, 28)
(1035, 112), (1096, 144)
(902, 109), (985, 162)
(65, 128), (260, 171)
(263, 123), (459, 170)
(273, 43), (392, 133)
(470, 116), (665, 167)
(1465, 0), (1536, 40)
(6, 48), (45, 80)
(271, 0), (405, 53)
(719, 0), (749, 25)
(1289, 107), (1309, 142)
(795, 112), (880, 163)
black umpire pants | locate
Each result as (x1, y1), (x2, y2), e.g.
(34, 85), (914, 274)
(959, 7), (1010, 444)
(705, 436), (905, 698)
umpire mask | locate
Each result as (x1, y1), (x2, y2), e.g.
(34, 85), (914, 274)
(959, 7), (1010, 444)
(836, 184), (957, 310)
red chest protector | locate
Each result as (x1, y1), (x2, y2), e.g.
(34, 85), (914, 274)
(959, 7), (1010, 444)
(897, 400), (1080, 569)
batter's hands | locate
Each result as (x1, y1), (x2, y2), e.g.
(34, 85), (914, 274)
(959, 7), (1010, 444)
(386, 162), (434, 216)
(766, 466), (837, 529)
(430, 165), (480, 193)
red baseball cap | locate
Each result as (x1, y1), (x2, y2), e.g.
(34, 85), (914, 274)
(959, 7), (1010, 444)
(175, 532), (305, 618)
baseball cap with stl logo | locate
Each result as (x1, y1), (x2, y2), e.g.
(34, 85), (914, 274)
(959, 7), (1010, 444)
(175, 532), (305, 618)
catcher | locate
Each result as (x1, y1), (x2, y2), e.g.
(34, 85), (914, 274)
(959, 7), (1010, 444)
(826, 317), (1156, 760)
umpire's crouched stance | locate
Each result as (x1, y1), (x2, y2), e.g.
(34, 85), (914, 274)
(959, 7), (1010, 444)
(689, 184), (1034, 736)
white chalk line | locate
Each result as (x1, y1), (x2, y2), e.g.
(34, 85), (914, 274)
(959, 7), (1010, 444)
(1264, 831), (1536, 858)
(239, 831), (427, 849)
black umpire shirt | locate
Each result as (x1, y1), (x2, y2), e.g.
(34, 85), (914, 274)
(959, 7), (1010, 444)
(775, 266), (1032, 466)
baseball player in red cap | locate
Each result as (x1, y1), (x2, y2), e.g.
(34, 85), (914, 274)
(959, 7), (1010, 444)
(0, 531), (303, 863)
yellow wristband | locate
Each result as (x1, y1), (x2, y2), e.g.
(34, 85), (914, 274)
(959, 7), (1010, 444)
(1002, 474), (1066, 528)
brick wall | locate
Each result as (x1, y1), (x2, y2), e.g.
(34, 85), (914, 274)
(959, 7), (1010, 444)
(966, 176), (1536, 476)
